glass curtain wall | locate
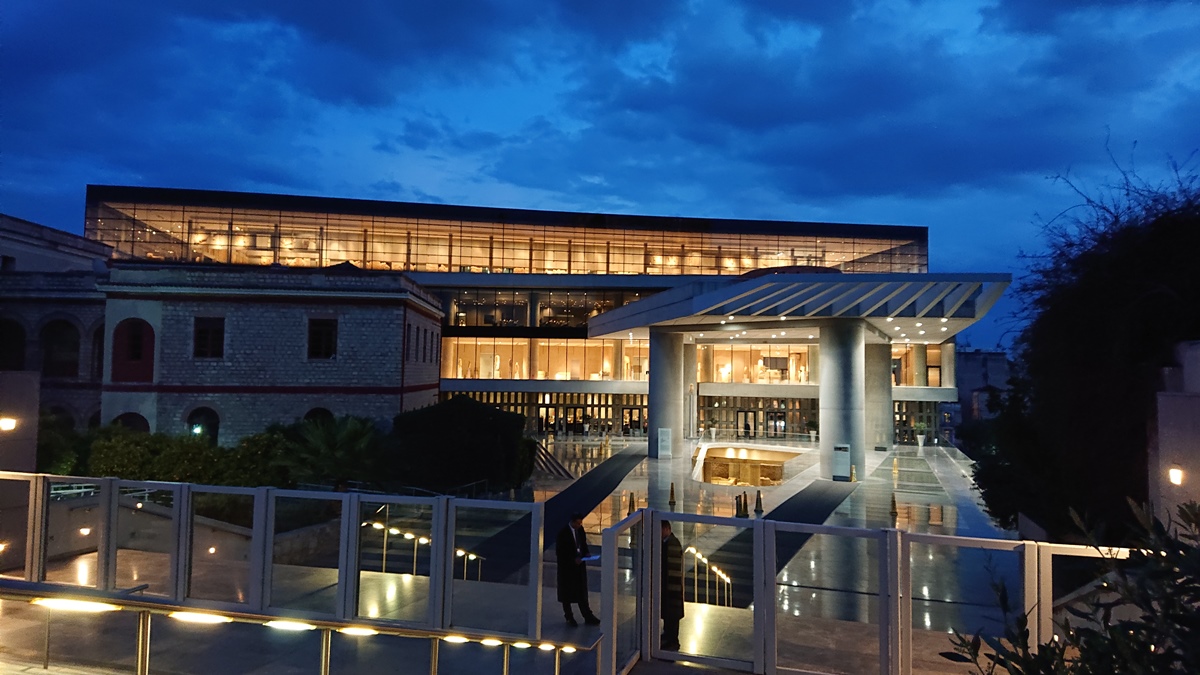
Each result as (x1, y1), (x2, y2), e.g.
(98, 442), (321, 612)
(699, 343), (815, 384)
(88, 202), (928, 274)
(443, 338), (649, 381)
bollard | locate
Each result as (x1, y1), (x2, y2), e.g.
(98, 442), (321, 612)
(668, 482), (676, 511)
(849, 465), (857, 482)
(753, 490), (764, 516)
(889, 493), (899, 517)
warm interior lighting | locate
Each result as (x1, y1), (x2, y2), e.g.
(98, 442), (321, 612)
(511, 642), (532, 649)
(0, 417), (16, 431)
(371, 522), (384, 530)
(442, 635), (469, 643)
(265, 620), (316, 631)
(403, 532), (415, 540)
(388, 527), (400, 535)
(339, 627), (379, 636)
(538, 643), (556, 651)
(1169, 466), (1184, 486)
(561, 646), (577, 653)
(480, 638), (503, 647)
(455, 549), (465, 557)
(208, 546), (217, 554)
(32, 598), (120, 613)
(169, 611), (232, 624)
(78, 527), (92, 536)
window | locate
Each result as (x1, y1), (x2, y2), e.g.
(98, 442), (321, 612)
(40, 320), (80, 378)
(193, 317), (225, 358)
(187, 407), (219, 446)
(308, 318), (337, 360)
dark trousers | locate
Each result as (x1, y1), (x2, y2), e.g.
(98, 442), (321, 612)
(661, 617), (680, 649)
(562, 599), (595, 620)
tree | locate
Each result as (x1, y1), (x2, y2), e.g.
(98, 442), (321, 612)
(384, 396), (535, 492)
(976, 159), (1200, 534)
(953, 501), (1200, 673)
(273, 415), (382, 489)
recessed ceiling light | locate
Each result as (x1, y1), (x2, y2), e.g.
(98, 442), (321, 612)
(915, 322), (922, 327)
(720, 320), (726, 325)
(808, 334), (814, 339)
(780, 331), (786, 336)
(780, 316), (786, 321)
(900, 334), (906, 337)
(772, 334), (777, 338)
(940, 327), (948, 331)
(698, 333), (704, 337)
(918, 330), (925, 335)
(886, 317), (893, 322)
(905, 338), (911, 343)
(728, 316), (735, 320)
(893, 326), (900, 331)
(940, 318), (948, 323)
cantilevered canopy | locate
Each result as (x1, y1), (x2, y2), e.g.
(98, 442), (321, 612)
(588, 272), (1010, 343)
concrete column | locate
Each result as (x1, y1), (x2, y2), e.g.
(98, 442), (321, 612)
(648, 330), (684, 459)
(941, 338), (956, 389)
(819, 321), (866, 480)
(528, 339), (540, 380)
(808, 345), (820, 385)
(912, 345), (928, 387)
(528, 292), (541, 327)
(684, 342), (698, 438)
(613, 340), (624, 381)
(700, 344), (714, 383)
(864, 344), (894, 452)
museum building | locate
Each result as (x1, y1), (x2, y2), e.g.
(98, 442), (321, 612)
(3, 186), (1007, 475)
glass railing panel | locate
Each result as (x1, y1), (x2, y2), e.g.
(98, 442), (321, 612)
(0, 477), (32, 579)
(114, 484), (176, 597)
(188, 490), (255, 604)
(449, 505), (533, 635)
(42, 480), (103, 587)
(775, 531), (880, 674)
(908, 542), (1022, 672)
(673, 522), (756, 663)
(356, 500), (435, 624)
(614, 519), (642, 669)
(269, 494), (345, 615)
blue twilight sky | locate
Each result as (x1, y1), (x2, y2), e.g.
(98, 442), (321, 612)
(3, 0), (1199, 348)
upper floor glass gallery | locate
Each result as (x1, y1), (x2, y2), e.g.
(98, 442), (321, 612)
(84, 186), (928, 276)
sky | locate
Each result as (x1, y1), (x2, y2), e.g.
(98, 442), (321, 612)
(3, 0), (1199, 348)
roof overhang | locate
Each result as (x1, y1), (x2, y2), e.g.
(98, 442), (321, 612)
(587, 272), (1010, 345)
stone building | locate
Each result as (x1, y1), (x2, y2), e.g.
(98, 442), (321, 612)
(1, 215), (442, 446)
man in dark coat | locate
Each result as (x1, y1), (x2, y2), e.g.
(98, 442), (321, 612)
(556, 512), (600, 626)
(660, 519), (685, 650)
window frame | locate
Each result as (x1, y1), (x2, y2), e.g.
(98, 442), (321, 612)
(307, 318), (338, 360)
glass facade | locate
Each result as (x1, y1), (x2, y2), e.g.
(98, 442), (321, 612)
(86, 193), (928, 275)
(447, 289), (649, 328)
(699, 343), (815, 384)
(443, 338), (649, 381)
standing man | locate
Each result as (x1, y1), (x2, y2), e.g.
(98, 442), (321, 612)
(556, 512), (600, 627)
(660, 519), (685, 650)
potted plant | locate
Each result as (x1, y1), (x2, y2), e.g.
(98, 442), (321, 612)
(913, 421), (928, 449)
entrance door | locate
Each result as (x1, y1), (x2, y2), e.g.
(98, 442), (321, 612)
(737, 410), (757, 438)
(538, 406), (557, 434)
(765, 410), (786, 437)
(564, 406), (586, 434)
(622, 408), (645, 435)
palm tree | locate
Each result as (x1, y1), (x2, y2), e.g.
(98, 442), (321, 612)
(275, 415), (381, 490)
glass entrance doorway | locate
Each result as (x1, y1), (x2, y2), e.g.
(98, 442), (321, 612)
(537, 406), (557, 434)
(765, 410), (786, 437)
(622, 407), (645, 435)
(737, 410), (757, 438)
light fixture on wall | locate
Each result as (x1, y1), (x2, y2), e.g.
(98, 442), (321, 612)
(0, 416), (15, 431)
(1169, 465), (1184, 486)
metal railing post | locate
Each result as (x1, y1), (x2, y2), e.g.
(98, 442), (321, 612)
(882, 528), (903, 675)
(760, 519), (776, 675)
(173, 483), (191, 603)
(249, 486), (271, 611)
(337, 492), (360, 621)
(600, 513), (618, 674)
(28, 475), (47, 582)
(98, 477), (118, 591)
(135, 610), (151, 675)
(1021, 541), (1039, 649)
(1037, 543), (1055, 645)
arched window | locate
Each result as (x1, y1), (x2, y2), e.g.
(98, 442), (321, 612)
(40, 320), (80, 377)
(114, 412), (150, 433)
(0, 319), (25, 370)
(304, 407), (334, 425)
(186, 407), (220, 446)
(112, 318), (155, 383)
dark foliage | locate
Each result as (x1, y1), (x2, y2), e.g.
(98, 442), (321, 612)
(974, 160), (1200, 535)
(385, 395), (535, 492)
(953, 500), (1200, 674)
